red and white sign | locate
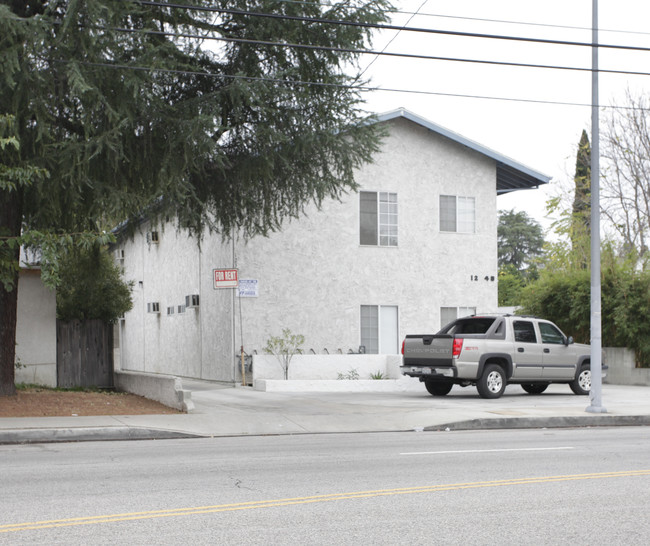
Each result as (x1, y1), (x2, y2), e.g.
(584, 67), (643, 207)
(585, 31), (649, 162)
(213, 268), (238, 289)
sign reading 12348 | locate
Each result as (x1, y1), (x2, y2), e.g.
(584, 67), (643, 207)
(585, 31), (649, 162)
(213, 268), (238, 289)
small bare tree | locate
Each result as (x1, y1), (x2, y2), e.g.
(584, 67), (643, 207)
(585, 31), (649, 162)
(602, 90), (650, 260)
(264, 329), (305, 380)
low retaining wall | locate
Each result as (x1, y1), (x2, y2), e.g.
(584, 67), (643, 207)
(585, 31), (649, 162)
(114, 371), (194, 412)
(15, 362), (56, 388)
(604, 347), (650, 386)
(252, 354), (402, 381)
(255, 377), (423, 392)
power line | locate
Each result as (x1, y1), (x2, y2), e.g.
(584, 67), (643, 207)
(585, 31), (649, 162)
(133, 0), (650, 54)
(13, 2), (650, 112)
(359, 0), (429, 78)
(58, 58), (648, 111)
(69, 23), (650, 79)
(270, 0), (650, 38)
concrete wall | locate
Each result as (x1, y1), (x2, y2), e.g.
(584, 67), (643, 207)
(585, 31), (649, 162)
(114, 370), (194, 412)
(604, 347), (650, 386)
(15, 269), (57, 387)
(251, 354), (423, 392)
(252, 354), (403, 381)
(115, 115), (505, 382)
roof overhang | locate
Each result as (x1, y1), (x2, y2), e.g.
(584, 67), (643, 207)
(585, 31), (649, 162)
(373, 109), (551, 194)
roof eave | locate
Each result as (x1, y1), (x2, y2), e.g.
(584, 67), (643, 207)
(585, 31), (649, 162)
(373, 108), (551, 192)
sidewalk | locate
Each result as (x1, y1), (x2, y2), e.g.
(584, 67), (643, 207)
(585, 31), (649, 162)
(1, 382), (649, 444)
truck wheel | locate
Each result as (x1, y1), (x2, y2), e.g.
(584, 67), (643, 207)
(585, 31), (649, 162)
(521, 384), (548, 395)
(570, 365), (591, 395)
(424, 379), (453, 396)
(477, 364), (506, 399)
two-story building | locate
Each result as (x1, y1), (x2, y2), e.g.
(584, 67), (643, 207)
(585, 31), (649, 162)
(113, 109), (549, 383)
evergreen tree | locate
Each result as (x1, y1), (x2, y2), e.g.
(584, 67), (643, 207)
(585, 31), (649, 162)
(497, 209), (544, 272)
(56, 245), (133, 323)
(0, 0), (391, 395)
(497, 209), (544, 307)
(571, 130), (591, 266)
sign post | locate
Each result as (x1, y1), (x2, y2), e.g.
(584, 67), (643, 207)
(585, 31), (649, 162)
(213, 269), (245, 385)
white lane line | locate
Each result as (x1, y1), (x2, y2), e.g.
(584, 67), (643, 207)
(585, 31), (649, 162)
(400, 447), (574, 455)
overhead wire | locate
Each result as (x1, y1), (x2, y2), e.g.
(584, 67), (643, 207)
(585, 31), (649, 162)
(72, 23), (650, 79)
(59, 58), (643, 111)
(131, 0), (650, 54)
(358, 0), (429, 78)
(268, 0), (650, 38)
(13, 0), (650, 110)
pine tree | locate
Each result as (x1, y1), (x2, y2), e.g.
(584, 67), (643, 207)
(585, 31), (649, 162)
(0, 0), (391, 395)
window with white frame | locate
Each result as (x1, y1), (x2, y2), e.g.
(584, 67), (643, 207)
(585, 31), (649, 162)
(360, 305), (399, 354)
(360, 191), (398, 246)
(440, 306), (476, 328)
(440, 195), (475, 233)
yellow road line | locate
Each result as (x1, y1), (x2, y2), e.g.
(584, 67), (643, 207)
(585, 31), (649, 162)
(2, 469), (649, 533)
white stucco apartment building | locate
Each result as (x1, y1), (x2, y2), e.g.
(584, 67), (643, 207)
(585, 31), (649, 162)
(114, 109), (549, 383)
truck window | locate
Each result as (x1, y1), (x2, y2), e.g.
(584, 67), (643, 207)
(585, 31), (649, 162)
(442, 318), (495, 335)
(539, 322), (565, 344)
(494, 320), (505, 336)
(514, 320), (537, 343)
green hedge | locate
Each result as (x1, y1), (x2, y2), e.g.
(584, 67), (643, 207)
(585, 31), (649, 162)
(520, 260), (650, 367)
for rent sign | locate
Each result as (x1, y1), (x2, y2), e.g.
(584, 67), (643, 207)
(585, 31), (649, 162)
(213, 268), (238, 289)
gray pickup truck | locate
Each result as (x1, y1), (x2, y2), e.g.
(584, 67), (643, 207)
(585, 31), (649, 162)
(401, 315), (606, 399)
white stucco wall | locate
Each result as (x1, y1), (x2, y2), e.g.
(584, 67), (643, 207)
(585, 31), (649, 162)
(115, 115), (509, 381)
(252, 354), (403, 381)
(15, 269), (57, 387)
(232, 117), (498, 353)
(117, 227), (236, 381)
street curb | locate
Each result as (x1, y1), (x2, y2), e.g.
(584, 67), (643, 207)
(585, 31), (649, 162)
(3, 415), (650, 445)
(425, 414), (650, 431)
(0, 427), (202, 445)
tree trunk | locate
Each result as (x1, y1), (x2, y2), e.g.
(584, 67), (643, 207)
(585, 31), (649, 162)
(0, 188), (23, 396)
(0, 279), (19, 396)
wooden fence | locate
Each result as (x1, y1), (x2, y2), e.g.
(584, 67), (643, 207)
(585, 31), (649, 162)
(57, 319), (114, 388)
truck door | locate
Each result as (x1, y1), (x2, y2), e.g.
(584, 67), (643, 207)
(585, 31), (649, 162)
(511, 320), (544, 379)
(539, 322), (577, 379)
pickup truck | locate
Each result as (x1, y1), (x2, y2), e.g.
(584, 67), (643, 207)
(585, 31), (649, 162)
(401, 315), (606, 399)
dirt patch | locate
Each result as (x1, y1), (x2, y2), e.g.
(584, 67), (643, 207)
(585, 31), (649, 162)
(0, 388), (181, 417)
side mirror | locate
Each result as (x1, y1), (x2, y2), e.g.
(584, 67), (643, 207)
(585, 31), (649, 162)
(565, 336), (574, 346)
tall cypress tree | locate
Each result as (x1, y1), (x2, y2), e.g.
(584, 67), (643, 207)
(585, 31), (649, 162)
(571, 130), (591, 267)
(0, 0), (391, 395)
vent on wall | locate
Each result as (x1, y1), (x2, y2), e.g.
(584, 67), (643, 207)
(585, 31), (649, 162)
(147, 302), (160, 314)
(185, 294), (200, 308)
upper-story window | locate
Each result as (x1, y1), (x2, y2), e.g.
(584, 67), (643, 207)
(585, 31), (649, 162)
(360, 191), (398, 246)
(440, 195), (475, 233)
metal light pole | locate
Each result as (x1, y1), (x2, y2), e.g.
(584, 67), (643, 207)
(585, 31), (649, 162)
(587, 0), (606, 413)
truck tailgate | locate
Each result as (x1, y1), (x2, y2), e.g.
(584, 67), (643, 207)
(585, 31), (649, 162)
(403, 334), (454, 367)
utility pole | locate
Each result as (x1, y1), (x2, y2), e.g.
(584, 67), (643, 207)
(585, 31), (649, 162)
(587, 0), (606, 414)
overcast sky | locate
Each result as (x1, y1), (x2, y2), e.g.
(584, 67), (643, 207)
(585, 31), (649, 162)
(359, 0), (650, 233)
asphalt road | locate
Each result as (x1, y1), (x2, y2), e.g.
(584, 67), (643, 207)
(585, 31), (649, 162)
(2, 427), (650, 544)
